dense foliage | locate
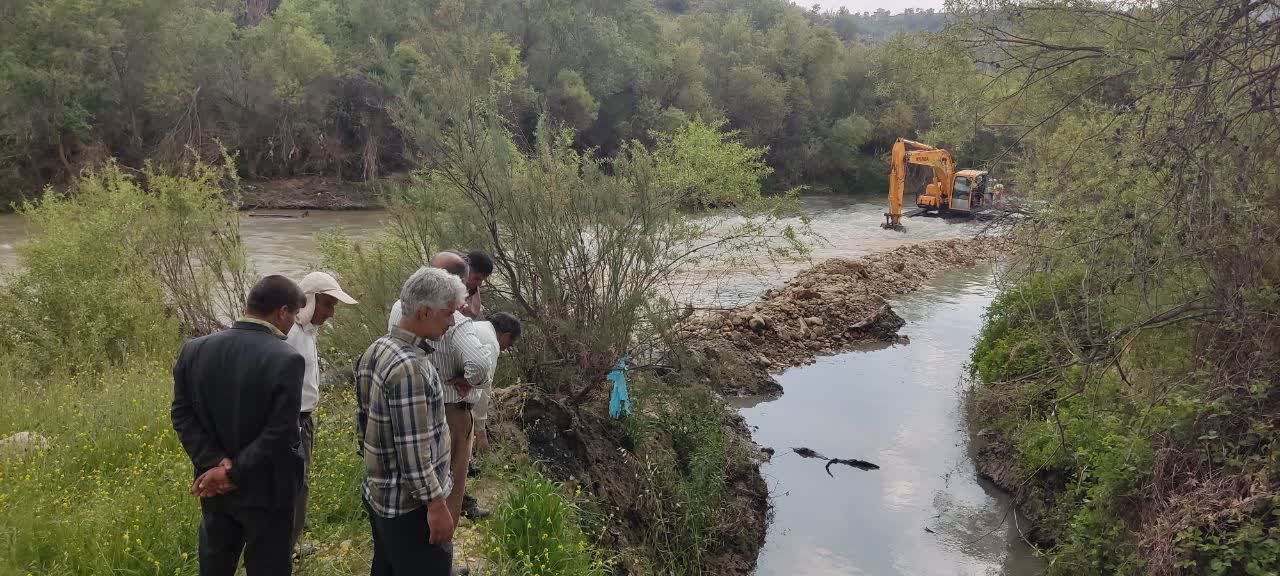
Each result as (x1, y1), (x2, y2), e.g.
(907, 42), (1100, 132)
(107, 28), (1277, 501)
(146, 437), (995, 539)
(0, 0), (949, 206)
(953, 0), (1280, 574)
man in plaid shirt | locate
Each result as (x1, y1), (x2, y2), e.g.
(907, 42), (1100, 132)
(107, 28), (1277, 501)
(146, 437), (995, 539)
(355, 267), (467, 575)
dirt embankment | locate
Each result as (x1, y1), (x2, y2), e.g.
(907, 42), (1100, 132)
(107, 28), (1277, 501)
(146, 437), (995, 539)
(487, 386), (769, 575)
(681, 236), (1004, 397)
(969, 428), (1058, 547)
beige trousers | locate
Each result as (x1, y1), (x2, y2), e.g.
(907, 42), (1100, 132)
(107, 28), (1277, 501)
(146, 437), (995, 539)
(444, 403), (473, 523)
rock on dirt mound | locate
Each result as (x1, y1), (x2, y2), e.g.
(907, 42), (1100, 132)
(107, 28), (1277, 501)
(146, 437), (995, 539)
(681, 236), (1002, 396)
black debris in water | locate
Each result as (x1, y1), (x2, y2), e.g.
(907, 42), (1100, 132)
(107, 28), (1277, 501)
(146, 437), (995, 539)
(790, 446), (880, 475)
(792, 446), (826, 459)
(825, 458), (880, 475)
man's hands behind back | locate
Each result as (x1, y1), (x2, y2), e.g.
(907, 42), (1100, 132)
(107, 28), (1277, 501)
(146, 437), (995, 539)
(191, 458), (237, 498)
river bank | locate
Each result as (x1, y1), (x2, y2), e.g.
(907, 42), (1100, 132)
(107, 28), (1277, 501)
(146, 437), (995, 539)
(1, 193), (1012, 575)
(236, 175), (398, 210)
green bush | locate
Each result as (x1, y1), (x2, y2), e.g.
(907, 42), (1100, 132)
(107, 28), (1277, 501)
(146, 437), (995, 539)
(0, 160), (249, 375)
(1174, 509), (1280, 576)
(480, 472), (611, 576)
(970, 271), (1087, 386)
(651, 118), (774, 208)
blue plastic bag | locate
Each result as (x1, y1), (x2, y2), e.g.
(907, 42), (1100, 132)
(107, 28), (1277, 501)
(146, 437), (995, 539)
(608, 357), (630, 418)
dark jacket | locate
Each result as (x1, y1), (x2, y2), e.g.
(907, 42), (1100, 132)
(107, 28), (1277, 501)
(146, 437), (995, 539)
(171, 320), (305, 509)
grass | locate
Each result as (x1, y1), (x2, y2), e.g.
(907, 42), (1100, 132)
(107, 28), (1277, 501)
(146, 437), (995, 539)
(478, 471), (611, 576)
(0, 361), (201, 576)
(0, 349), (608, 576)
(0, 358), (370, 576)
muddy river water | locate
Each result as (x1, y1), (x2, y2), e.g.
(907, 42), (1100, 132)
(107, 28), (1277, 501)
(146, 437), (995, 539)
(0, 195), (1041, 574)
(1, 196), (964, 297)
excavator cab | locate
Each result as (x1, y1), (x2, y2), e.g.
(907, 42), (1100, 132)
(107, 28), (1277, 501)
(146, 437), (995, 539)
(950, 170), (989, 212)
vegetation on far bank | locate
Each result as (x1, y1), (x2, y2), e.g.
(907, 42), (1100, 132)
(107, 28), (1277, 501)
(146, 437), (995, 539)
(0, 0), (956, 207)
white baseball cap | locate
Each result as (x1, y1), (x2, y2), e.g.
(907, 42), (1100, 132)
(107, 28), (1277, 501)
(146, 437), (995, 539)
(298, 271), (357, 304)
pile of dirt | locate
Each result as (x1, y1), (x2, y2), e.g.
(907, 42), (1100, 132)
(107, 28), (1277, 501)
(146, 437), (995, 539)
(681, 237), (1003, 396)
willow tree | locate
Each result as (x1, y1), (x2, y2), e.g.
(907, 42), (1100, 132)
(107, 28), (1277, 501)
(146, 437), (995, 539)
(324, 23), (805, 401)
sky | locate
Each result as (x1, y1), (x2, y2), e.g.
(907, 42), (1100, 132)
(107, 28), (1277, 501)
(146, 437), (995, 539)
(802, 0), (947, 14)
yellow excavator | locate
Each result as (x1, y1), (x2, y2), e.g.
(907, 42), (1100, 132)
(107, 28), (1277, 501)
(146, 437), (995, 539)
(881, 138), (991, 231)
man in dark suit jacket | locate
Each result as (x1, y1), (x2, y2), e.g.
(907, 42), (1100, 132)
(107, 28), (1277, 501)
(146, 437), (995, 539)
(171, 275), (308, 576)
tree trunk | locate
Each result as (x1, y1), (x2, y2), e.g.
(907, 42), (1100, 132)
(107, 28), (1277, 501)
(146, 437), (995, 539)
(241, 0), (280, 26)
(362, 123), (380, 181)
(56, 133), (73, 175)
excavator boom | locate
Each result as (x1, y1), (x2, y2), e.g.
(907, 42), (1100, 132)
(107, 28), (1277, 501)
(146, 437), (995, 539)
(883, 138), (955, 231)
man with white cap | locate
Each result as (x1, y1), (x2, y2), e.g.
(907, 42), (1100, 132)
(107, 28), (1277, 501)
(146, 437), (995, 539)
(286, 271), (358, 555)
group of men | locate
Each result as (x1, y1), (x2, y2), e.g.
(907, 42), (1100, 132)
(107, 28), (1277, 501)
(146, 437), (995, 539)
(171, 249), (521, 576)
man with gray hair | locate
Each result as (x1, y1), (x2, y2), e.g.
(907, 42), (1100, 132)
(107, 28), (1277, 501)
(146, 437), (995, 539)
(354, 267), (466, 575)
(387, 251), (467, 331)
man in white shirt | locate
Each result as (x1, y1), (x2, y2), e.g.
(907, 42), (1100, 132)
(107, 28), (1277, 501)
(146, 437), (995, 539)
(428, 311), (521, 529)
(285, 271), (357, 555)
(466, 313), (521, 452)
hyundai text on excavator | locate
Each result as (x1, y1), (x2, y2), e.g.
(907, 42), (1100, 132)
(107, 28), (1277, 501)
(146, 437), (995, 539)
(881, 138), (991, 231)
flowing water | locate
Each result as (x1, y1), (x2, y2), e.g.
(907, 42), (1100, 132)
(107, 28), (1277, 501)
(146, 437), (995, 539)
(0, 195), (1039, 573)
(0, 209), (387, 278)
(0, 195), (967, 299)
(734, 265), (1045, 576)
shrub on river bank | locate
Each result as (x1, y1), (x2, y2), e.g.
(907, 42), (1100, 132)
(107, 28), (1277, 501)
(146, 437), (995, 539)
(969, 267), (1280, 576)
(317, 52), (791, 567)
(942, 1), (1280, 574)
(0, 160), (249, 376)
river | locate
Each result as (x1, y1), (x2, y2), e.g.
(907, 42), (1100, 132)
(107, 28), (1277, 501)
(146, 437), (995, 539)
(0, 209), (388, 278)
(735, 264), (1044, 576)
(0, 196), (1039, 573)
(0, 196), (966, 304)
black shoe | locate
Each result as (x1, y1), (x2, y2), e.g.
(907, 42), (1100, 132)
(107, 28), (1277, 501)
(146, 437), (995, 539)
(462, 495), (491, 520)
(467, 461), (481, 478)
(451, 566), (471, 576)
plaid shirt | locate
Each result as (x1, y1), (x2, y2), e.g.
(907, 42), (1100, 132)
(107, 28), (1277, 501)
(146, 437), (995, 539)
(354, 327), (452, 518)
